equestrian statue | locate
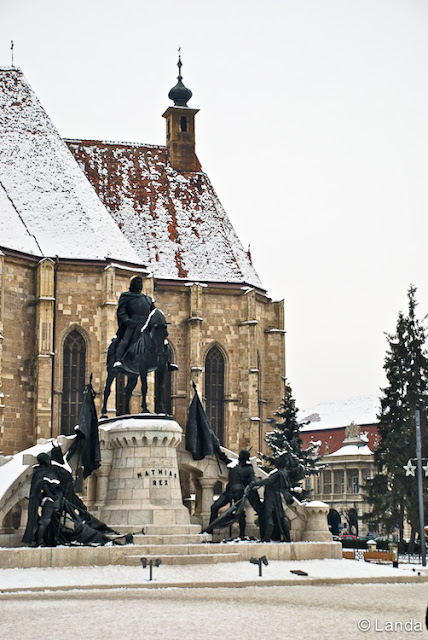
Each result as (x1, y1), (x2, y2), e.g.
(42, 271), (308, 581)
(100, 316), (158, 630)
(101, 275), (177, 417)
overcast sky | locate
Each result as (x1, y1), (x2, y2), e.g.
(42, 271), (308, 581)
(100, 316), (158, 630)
(1, 0), (428, 412)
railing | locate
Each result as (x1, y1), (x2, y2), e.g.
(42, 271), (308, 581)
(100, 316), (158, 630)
(342, 547), (426, 565)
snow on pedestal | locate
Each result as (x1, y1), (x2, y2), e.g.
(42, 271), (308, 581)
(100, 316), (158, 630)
(96, 415), (190, 530)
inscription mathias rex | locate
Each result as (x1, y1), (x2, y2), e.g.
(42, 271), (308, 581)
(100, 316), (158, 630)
(136, 468), (178, 486)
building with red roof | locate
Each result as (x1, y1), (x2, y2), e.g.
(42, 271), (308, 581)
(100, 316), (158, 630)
(299, 396), (379, 536)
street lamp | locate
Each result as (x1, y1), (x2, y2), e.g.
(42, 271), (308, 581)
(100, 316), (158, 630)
(402, 409), (427, 567)
(415, 408), (426, 567)
(390, 541), (399, 568)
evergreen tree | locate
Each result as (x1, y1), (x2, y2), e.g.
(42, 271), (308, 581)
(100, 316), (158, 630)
(364, 286), (428, 545)
(260, 381), (321, 500)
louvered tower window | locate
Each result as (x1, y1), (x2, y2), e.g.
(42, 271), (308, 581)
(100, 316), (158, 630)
(205, 345), (225, 442)
(61, 330), (86, 435)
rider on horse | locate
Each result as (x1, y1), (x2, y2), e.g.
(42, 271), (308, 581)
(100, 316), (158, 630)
(113, 275), (155, 368)
(102, 274), (177, 417)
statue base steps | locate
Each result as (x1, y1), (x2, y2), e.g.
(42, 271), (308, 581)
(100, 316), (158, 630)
(108, 524), (202, 536)
(123, 552), (241, 566)
(0, 532), (22, 547)
(141, 524), (202, 535)
(132, 533), (211, 545)
(0, 541), (341, 568)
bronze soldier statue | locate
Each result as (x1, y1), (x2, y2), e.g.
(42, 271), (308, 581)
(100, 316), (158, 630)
(113, 275), (155, 368)
(252, 453), (294, 542)
(22, 452), (63, 547)
(209, 449), (261, 538)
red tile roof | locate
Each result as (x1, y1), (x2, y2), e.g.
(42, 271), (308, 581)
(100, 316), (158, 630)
(66, 139), (265, 289)
(300, 424), (379, 455)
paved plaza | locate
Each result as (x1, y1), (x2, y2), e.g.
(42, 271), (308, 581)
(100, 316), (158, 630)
(1, 559), (427, 640)
(1, 582), (427, 640)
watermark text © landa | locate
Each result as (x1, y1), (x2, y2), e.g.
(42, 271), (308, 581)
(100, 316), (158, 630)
(358, 618), (423, 633)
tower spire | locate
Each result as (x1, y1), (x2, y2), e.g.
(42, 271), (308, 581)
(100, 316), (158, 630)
(168, 49), (192, 107)
(177, 46), (182, 80)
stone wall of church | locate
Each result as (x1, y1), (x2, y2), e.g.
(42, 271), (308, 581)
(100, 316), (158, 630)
(51, 264), (141, 438)
(0, 256), (37, 453)
(0, 258), (141, 454)
(0, 262), (285, 456)
(153, 280), (285, 454)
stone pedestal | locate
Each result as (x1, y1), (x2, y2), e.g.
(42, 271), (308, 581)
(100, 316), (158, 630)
(197, 477), (217, 529)
(97, 415), (190, 529)
(301, 501), (332, 542)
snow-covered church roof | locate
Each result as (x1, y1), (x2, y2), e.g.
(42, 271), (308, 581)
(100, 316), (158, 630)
(66, 139), (264, 289)
(0, 68), (141, 264)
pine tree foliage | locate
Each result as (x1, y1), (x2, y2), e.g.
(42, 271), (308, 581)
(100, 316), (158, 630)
(260, 381), (321, 500)
(364, 286), (428, 541)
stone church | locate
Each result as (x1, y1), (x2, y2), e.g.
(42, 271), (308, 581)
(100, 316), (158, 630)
(0, 62), (285, 461)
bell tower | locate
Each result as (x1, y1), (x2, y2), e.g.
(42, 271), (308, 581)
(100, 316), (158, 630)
(162, 54), (199, 172)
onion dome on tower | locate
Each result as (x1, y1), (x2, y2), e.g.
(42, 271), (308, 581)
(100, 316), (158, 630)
(168, 55), (193, 107)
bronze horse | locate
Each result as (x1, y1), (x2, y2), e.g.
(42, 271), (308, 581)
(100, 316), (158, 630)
(101, 308), (176, 417)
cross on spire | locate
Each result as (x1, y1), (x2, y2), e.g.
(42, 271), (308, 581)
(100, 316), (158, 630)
(177, 45), (182, 79)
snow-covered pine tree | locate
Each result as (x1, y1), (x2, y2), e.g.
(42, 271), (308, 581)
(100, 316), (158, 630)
(364, 286), (428, 546)
(260, 381), (321, 500)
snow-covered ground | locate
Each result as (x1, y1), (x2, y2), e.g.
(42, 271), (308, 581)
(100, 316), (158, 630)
(1, 581), (426, 640)
(1, 558), (426, 591)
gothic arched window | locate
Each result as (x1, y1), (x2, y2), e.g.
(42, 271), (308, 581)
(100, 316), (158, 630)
(205, 345), (225, 442)
(61, 330), (86, 435)
(155, 344), (173, 415)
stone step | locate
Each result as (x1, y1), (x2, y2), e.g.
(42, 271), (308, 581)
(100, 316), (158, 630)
(126, 543), (239, 556)
(142, 524), (203, 535)
(110, 524), (203, 536)
(132, 534), (211, 545)
(0, 541), (342, 569)
(124, 552), (241, 566)
(0, 532), (22, 548)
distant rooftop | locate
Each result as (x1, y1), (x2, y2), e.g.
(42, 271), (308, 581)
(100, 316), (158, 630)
(300, 395), (379, 431)
(299, 395), (379, 455)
